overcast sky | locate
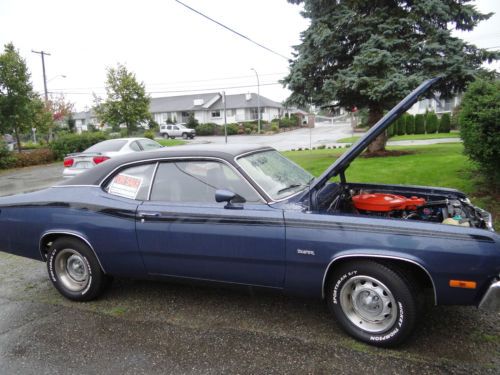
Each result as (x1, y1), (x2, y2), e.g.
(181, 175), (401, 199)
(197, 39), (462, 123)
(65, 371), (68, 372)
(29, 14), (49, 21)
(0, 0), (498, 111)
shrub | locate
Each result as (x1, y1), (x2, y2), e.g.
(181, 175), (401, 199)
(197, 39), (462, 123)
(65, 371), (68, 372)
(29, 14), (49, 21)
(387, 123), (396, 138)
(226, 123), (239, 135)
(425, 112), (438, 133)
(186, 113), (199, 129)
(414, 114), (425, 134)
(144, 130), (155, 140)
(271, 124), (279, 133)
(459, 79), (500, 186)
(50, 132), (108, 160)
(0, 141), (16, 169)
(196, 123), (216, 136)
(405, 114), (415, 134)
(396, 117), (406, 135)
(317, 144), (326, 149)
(13, 149), (55, 168)
(119, 128), (128, 137)
(439, 113), (451, 133)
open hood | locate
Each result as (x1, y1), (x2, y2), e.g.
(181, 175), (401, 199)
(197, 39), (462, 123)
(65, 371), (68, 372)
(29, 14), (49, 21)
(307, 77), (441, 193)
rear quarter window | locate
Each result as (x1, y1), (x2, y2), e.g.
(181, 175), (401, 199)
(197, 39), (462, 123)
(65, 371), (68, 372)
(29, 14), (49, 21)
(104, 163), (156, 200)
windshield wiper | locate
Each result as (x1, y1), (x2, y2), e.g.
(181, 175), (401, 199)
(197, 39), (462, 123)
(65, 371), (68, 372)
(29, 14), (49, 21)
(277, 184), (303, 195)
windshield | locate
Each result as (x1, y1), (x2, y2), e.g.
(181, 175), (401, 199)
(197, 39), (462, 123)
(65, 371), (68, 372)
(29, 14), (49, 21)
(237, 150), (314, 200)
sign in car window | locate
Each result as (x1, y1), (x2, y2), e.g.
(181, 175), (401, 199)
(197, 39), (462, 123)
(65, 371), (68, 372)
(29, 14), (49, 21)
(108, 173), (143, 199)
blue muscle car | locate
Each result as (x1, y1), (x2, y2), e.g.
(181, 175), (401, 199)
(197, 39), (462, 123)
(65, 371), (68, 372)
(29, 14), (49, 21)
(0, 78), (498, 347)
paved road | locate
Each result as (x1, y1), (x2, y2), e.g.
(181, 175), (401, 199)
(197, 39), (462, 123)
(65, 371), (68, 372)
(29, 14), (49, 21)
(0, 163), (63, 197)
(0, 252), (498, 374)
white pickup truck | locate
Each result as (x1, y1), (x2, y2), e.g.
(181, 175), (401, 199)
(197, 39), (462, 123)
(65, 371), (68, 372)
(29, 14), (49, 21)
(159, 123), (196, 139)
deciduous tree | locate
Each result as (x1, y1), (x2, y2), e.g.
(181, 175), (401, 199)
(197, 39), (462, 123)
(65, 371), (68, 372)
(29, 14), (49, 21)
(283, 0), (498, 152)
(94, 64), (151, 135)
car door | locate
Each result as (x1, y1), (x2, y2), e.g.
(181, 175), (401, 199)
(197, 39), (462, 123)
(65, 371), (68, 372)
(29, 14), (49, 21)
(135, 159), (286, 288)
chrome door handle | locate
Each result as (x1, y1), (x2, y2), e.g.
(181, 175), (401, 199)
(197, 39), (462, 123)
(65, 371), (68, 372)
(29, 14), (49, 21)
(138, 212), (161, 218)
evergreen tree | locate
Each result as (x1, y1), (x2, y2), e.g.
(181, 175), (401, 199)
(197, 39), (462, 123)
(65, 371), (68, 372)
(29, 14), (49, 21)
(415, 114), (425, 134)
(405, 114), (415, 135)
(439, 113), (451, 133)
(425, 112), (439, 133)
(283, 0), (498, 152)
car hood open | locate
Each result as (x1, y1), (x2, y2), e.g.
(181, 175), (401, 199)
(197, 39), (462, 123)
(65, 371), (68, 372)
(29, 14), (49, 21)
(307, 77), (441, 193)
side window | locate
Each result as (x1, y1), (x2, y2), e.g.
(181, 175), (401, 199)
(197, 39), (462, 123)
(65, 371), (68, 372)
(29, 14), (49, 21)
(138, 139), (162, 151)
(150, 161), (262, 203)
(130, 141), (141, 152)
(174, 126), (179, 130)
(167, 125), (172, 130)
(104, 163), (156, 200)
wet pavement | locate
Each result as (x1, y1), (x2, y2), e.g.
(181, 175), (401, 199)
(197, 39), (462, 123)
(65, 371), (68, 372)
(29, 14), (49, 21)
(0, 252), (499, 374)
(0, 162), (63, 197)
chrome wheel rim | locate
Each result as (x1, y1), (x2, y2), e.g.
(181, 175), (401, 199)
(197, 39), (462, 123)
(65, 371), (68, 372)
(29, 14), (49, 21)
(54, 249), (90, 292)
(339, 275), (397, 333)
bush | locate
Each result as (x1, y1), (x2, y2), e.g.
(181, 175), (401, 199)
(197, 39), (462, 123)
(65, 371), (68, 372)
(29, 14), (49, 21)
(415, 114), (425, 134)
(405, 114), (415, 134)
(0, 141), (16, 169)
(459, 79), (500, 186)
(226, 123), (239, 135)
(425, 112), (438, 133)
(439, 113), (451, 133)
(271, 124), (279, 133)
(396, 117), (406, 135)
(13, 149), (55, 168)
(186, 114), (199, 129)
(196, 123), (216, 136)
(50, 132), (108, 160)
(144, 130), (155, 140)
(387, 123), (396, 138)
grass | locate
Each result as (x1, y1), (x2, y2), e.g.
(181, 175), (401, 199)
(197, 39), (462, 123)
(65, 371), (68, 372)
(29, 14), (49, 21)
(157, 139), (187, 147)
(283, 143), (499, 229)
(337, 132), (460, 143)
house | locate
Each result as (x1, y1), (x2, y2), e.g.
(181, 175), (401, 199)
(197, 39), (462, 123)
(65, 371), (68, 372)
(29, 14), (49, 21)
(407, 95), (461, 116)
(150, 92), (282, 126)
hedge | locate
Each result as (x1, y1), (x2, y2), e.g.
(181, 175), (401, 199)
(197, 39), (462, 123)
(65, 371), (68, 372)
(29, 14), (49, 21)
(439, 113), (451, 133)
(415, 114), (425, 134)
(396, 117), (406, 135)
(425, 112), (438, 134)
(405, 114), (415, 134)
(50, 132), (108, 160)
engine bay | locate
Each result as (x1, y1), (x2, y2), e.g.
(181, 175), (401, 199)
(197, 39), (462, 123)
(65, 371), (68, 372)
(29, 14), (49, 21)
(318, 183), (492, 230)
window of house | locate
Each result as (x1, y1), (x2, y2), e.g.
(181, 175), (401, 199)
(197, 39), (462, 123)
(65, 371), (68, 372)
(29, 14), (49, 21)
(105, 163), (156, 201)
(150, 160), (262, 203)
(211, 110), (221, 118)
(226, 109), (234, 116)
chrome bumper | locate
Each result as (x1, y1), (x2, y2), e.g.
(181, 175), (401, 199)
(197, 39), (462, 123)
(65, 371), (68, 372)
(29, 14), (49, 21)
(478, 278), (500, 311)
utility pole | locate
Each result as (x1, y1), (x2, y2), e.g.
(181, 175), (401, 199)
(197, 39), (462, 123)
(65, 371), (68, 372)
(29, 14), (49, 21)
(31, 50), (51, 102)
(222, 91), (228, 144)
(250, 68), (261, 134)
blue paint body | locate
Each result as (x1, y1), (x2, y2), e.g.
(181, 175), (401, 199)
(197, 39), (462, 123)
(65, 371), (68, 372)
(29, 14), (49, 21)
(0, 183), (499, 306)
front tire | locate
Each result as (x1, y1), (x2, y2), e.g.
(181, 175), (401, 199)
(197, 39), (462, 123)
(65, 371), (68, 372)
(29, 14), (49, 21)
(326, 260), (417, 347)
(163, 133), (169, 139)
(182, 133), (188, 139)
(47, 237), (108, 301)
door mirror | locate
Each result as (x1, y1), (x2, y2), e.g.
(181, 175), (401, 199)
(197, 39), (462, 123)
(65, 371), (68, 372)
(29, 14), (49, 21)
(215, 189), (245, 209)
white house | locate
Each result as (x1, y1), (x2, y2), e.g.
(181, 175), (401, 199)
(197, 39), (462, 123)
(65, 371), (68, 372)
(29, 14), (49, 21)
(72, 92), (283, 132)
(149, 92), (282, 125)
(407, 95), (461, 116)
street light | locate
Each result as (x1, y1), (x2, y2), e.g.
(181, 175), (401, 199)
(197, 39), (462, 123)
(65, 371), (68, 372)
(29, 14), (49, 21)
(250, 68), (261, 134)
(47, 74), (67, 83)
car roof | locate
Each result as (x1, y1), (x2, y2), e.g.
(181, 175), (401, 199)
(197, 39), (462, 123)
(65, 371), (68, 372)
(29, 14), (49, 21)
(61, 143), (273, 186)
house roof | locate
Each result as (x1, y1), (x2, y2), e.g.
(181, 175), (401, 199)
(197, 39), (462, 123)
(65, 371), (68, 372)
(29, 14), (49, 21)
(149, 92), (282, 113)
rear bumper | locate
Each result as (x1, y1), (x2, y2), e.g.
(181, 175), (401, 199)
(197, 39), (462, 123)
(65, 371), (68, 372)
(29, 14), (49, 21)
(478, 277), (500, 311)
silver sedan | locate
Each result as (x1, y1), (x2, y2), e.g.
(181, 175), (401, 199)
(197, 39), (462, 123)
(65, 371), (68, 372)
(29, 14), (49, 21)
(63, 137), (162, 178)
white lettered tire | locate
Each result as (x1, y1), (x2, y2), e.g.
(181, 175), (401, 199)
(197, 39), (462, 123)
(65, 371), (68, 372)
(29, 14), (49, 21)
(47, 237), (109, 301)
(327, 260), (417, 347)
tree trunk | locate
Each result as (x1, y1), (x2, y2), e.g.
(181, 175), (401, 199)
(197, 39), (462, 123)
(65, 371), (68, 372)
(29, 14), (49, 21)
(13, 123), (22, 153)
(366, 105), (386, 154)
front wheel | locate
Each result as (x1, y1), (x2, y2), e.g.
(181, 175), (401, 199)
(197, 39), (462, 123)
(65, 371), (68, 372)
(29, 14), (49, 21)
(326, 260), (418, 347)
(47, 237), (109, 301)
(182, 133), (188, 139)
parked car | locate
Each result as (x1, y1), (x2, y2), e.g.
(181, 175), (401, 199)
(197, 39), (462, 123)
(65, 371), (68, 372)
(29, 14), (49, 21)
(62, 137), (162, 178)
(0, 78), (498, 347)
(159, 123), (196, 139)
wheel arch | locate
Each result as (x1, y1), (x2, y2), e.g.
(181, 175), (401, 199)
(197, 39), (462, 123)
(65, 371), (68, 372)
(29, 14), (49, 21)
(39, 230), (107, 273)
(322, 254), (437, 305)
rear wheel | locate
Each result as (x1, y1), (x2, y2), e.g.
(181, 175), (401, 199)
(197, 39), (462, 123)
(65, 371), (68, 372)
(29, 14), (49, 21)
(47, 237), (109, 301)
(326, 260), (418, 347)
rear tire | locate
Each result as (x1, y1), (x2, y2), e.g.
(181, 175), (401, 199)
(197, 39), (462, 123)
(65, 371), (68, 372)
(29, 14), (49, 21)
(47, 237), (108, 301)
(326, 260), (417, 347)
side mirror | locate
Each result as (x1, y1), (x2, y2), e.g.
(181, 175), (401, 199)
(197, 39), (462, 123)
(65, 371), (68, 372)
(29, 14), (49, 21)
(215, 189), (245, 209)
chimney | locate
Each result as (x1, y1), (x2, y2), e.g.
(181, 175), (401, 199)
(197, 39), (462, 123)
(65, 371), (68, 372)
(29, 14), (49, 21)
(193, 98), (204, 106)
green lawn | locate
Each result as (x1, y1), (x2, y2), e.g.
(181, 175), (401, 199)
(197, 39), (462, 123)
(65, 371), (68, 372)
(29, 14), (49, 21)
(337, 132), (460, 143)
(284, 143), (498, 229)
(157, 139), (187, 147)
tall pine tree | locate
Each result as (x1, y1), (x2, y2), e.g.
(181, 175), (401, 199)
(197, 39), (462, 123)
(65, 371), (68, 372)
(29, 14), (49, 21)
(283, 0), (498, 152)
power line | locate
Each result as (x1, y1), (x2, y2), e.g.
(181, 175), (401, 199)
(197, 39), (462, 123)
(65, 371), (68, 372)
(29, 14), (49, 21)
(48, 81), (282, 96)
(174, 0), (290, 61)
